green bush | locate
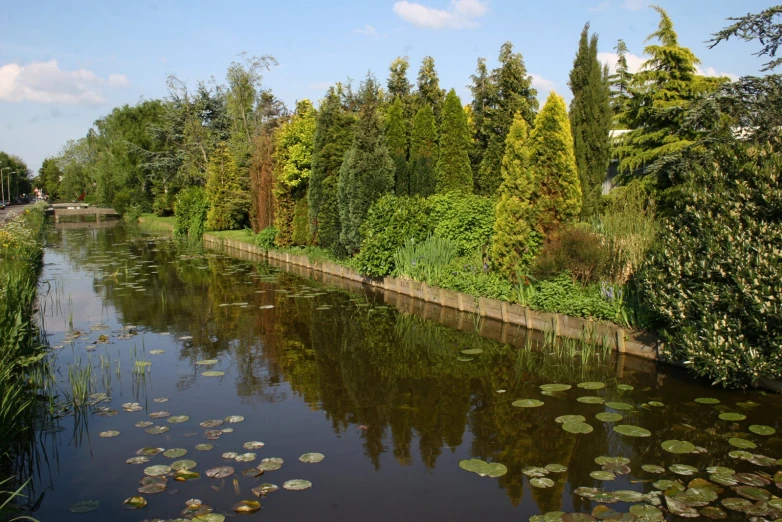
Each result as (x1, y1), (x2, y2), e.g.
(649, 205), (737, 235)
(254, 227), (278, 252)
(532, 225), (609, 284)
(529, 273), (622, 323)
(639, 146), (782, 387)
(393, 235), (459, 282)
(432, 261), (514, 301)
(428, 193), (496, 257)
(354, 195), (432, 277)
(174, 186), (209, 241)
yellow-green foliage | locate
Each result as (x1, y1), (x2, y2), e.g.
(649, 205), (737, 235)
(205, 144), (249, 231)
(291, 195), (310, 246)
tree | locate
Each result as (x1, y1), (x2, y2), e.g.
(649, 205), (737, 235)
(415, 56), (445, 121)
(309, 83), (356, 248)
(0, 152), (32, 200)
(387, 56), (414, 115)
(408, 105), (438, 197)
(569, 23), (612, 218)
(468, 58), (494, 175)
(490, 114), (536, 279)
(708, 5), (782, 72)
(205, 143), (249, 230)
(36, 158), (62, 199)
(529, 93), (582, 235)
(436, 89), (473, 194)
(386, 96), (410, 195)
(476, 42), (538, 195)
(338, 74), (395, 253)
(249, 90), (287, 231)
(609, 39), (633, 119)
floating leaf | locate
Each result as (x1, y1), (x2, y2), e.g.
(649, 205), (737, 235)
(629, 504), (663, 521)
(670, 464), (698, 476)
(167, 415), (189, 424)
(137, 447), (164, 456)
(653, 480), (684, 492)
(252, 483), (279, 496)
(748, 425), (775, 436)
(590, 471), (616, 481)
(243, 441), (265, 450)
(642, 465), (666, 474)
(614, 490), (645, 502)
(144, 465), (172, 476)
(225, 415), (244, 423)
(202, 371), (225, 377)
(153, 397), (168, 403)
(200, 420), (224, 428)
(68, 500), (100, 513)
(577, 396), (605, 404)
(718, 412), (746, 421)
(459, 459), (507, 477)
(616, 384), (634, 391)
(728, 438), (756, 450)
(721, 497), (752, 512)
(126, 456), (149, 465)
(221, 427), (233, 433)
(530, 477), (555, 488)
(555, 415), (586, 424)
(733, 485), (771, 501)
(205, 430), (222, 440)
(699, 506), (728, 519)
(174, 470), (200, 481)
(540, 384), (571, 392)
(164, 448), (187, 458)
(258, 458), (283, 471)
(123, 402), (142, 412)
(694, 397), (720, 405)
(140, 476), (166, 486)
(123, 496), (147, 510)
(146, 426), (169, 435)
(149, 411), (171, 419)
(595, 412), (623, 422)
(456, 357), (473, 362)
(299, 453), (325, 463)
(530, 511), (567, 522)
(613, 425), (651, 437)
(283, 479), (312, 491)
(235, 453), (256, 463)
(195, 359), (218, 365)
(563, 421), (593, 434)
(512, 399), (544, 408)
(195, 444), (214, 451)
(577, 382), (605, 390)
(605, 402), (633, 411)
(99, 430), (120, 438)
(242, 468), (264, 478)
(138, 483), (166, 494)
(592, 505), (622, 520)
(149, 350), (165, 355)
(594, 456), (630, 474)
(647, 401), (664, 407)
(574, 487), (618, 503)
(746, 454), (775, 466)
(733, 472), (770, 486)
(205, 466), (234, 479)
(233, 500), (261, 513)
(222, 452), (238, 459)
(461, 348), (483, 355)
(545, 464), (567, 473)
(135, 421), (153, 428)
(171, 460), (197, 470)
(661, 440), (695, 454)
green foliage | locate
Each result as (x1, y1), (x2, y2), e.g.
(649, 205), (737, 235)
(291, 195), (310, 246)
(433, 261), (514, 301)
(639, 146), (782, 387)
(393, 235), (459, 282)
(608, 40), (633, 120)
(316, 176), (343, 255)
(274, 99), (317, 191)
(708, 5), (782, 72)
(528, 273), (623, 323)
(415, 56), (445, 121)
(569, 24), (612, 218)
(428, 193), (495, 257)
(254, 227), (278, 252)
(474, 42), (538, 195)
(409, 105), (438, 196)
(36, 157), (62, 200)
(532, 225), (609, 285)
(174, 186), (209, 241)
(354, 194), (432, 277)
(273, 190), (295, 247)
(205, 144), (249, 231)
(386, 96), (410, 195)
(436, 89), (473, 194)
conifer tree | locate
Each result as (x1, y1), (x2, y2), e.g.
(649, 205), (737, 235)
(386, 96), (410, 195)
(309, 84), (355, 247)
(337, 74), (395, 253)
(408, 105), (438, 196)
(476, 42), (538, 195)
(468, 58), (495, 176)
(436, 89), (473, 193)
(205, 143), (249, 231)
(415, 56), (445, 121)
(569, 23), (612, 218)
(609, 39), (633, 119)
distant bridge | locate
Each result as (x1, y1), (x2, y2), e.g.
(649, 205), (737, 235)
(46, 204), (120, 223)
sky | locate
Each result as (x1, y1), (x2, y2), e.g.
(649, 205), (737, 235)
(0, 0), (773, 174)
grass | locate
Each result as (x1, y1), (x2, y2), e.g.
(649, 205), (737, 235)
(137, 213), (175, 231)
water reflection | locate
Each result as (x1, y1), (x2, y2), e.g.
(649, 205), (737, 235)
(33, 225), (782, 521)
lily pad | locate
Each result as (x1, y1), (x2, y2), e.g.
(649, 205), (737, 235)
(694, 397), (720, 405)
(222, 452), (238, 459)
(613, 425), (651, 437)
(258, 458), (284, 471)
(242, 468), (264, 478)
(235, 453), (256, 463)
(233, 500), (261, 513)
(135, 421), (153, 428)
(733, 472), (770, 486)
(647, 401), (665, 407)
(669, 464), (698, 476)
(661, 440), (695, 454)
(563, 421), (594, 434)
(616, 384), (634, 391)
(144, 465), (172, 476)
(590, 471), (616, 481)
(137, 447), (164, 456)
(243, 441), (265, 450)
(138, 483), (166, 494)
(605, 402), (633, 411)
(174, 470), (200, 481)
(149, 411), (170, 419)
(146, 425), (169, 435)
(728, 437), (756, 449)
(171, 459), (197, 470)
(149, 350), (165, 355)
(123, 496), (147, 510)
(545, 464), (568, 473)
(653, 480), (684, 492)
(642, 465), (666, 474)
(99, 430), (120, 438)
(629, 504), (662, 521)
(299, 452), (325, 463)
(733, 485), (771, 501)
(721, 497), (752, 512)
(577, 396), (605, 404)
(512, 399), (544, 408)
(718, 412), (746, 421)
(614, 490), (645, 502)
(530, 477), (555, 488)
(252, 483), (279, 496)
(202, 371), (225, 377)
(540, 384), (572, 392)
(748, 425), (775, 436)
(699, 506), (728, 519)
(556, 415), (586, 424)
(68, 500), (100, 513)
(577, 382), (606, 390)
(195, 359), (218, 365)
(200, 420), (224, 428)
(123, 402), (142, 412)
(283, 479), (312, 491)
(595, 456), (630, 474)
(205, 466), (234, 479)
(168, 415), (190, 424)
(461, 348), (483, 355)
(164, 448), (188, 458)
(195, 444), (214, 451)
(459, 459), (508, 477)
(595, 412), (623, 422)
(225, 415), (244, 423)
(126, 456), (149, 465)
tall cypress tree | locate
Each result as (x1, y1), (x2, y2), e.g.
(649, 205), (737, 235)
(309, 83), (356, 248)
(386, 96), (410, 195)
(436, 89), (473, 194)
(415, 56), (445, 121)
(569, 23), (612, 218)
(409, 105), (438, 197)
(609, 39), (633, 120)
(337, 73), (395, 253)
(475, 42), (538, 196)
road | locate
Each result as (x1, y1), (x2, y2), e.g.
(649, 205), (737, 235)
(0, 203), (33, 226)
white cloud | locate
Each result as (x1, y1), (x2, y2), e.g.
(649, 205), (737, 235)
(697, 66), (739, 82)
(353, 24), (379, 37)
(392, 0), (488, 29)
(530, 73), (556, 93)
(598, 51), (647, 74)
(589, 2), (610, 12)
(0, 60), (127, 105)
(622, 0), (644, 10)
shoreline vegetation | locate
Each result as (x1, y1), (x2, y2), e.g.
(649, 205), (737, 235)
(29, 6), (781, 388)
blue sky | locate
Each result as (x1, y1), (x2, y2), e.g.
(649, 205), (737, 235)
(0, 0), (772, 173)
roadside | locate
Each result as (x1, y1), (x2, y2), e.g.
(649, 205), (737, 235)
(0, 203), (34, 227)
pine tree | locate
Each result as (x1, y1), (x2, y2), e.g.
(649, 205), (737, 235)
(436, 89), (473, 193)
(415, 56), (445, 121)
(387, 57), (413, 104)
(569, 23), (612, 218)
(468, 58), (495, 177)
(309, 84), (355, 247)
(609, 39), (633, 119)
(337, 73), (395, 253)
(409, 105), (438, 196)
(205, 143), (249, 231)
(386, 96), (410, 195)
(491, 113), (536, 279)
(530, 92), (582, 234)
(476, 42), (538, 196)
